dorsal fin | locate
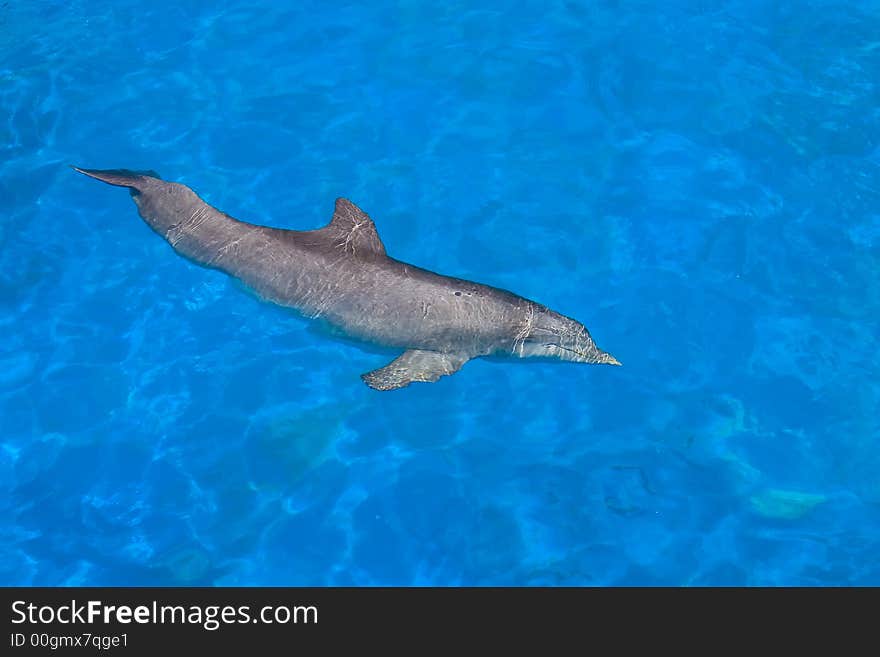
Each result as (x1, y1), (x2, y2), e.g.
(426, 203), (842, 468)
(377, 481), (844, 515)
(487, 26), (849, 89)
(323, 198), (386, 257)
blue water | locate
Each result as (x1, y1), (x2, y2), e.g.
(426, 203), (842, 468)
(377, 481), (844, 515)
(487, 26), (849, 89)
(2, 1), (879, 586)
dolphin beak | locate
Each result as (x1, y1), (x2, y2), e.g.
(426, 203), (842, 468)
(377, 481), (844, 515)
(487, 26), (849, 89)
(598, 351), (622, 366)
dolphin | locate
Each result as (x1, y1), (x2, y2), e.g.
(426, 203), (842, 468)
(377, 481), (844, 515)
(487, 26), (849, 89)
(73, 167), (620, 390)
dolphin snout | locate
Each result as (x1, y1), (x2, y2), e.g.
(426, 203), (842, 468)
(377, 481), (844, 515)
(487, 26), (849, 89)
(597, 351), (621, 366)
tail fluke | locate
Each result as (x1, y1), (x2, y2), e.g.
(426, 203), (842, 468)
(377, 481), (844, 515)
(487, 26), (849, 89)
(71, 167), (161, 193)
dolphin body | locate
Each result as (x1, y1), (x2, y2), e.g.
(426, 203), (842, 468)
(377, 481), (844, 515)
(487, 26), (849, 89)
(73, 167), (620, 390)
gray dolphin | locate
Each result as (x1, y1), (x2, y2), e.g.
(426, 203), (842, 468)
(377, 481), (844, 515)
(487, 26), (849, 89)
(73, 167), (620, 390)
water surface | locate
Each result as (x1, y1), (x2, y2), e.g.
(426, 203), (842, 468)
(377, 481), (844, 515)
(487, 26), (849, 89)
(2, 0), (879, 585)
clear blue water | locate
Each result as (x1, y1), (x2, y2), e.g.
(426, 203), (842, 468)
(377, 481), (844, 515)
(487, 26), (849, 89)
(2, 0), (879, 586)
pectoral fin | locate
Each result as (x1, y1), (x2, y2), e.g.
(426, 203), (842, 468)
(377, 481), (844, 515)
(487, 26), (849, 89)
(361, 350), (469, 391)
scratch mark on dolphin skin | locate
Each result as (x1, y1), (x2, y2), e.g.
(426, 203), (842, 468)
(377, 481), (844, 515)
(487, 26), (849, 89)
(188, 204), (210, 233)
(513, 303), (534, 356)
(167, 205), (211, 247)
(207, 235), (245, 266)
(167, 225), (184, 247)
(337, 217), (369, 254)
